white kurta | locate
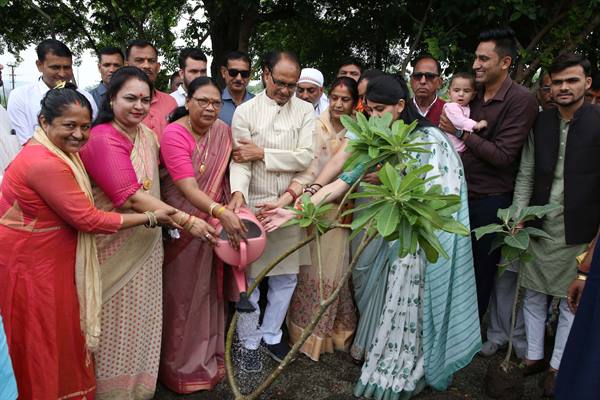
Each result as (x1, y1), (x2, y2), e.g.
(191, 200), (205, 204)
(0, 106), (20, 182)
(7, 77), (98, 145)
(230, 91), (315, 277)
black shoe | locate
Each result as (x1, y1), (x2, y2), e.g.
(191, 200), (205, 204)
(265, 341), (291, 363)
(238, 347), (263, 373)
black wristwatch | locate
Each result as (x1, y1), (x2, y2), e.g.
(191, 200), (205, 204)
(454, 129), (464, 139)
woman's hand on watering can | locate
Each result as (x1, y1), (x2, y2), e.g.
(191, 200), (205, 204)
(218, 208), (247, 250)
(188, 217), (218, 245)
(260, 208), (296, 232)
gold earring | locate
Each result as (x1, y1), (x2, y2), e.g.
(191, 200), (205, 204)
(109, 101), (113, 108)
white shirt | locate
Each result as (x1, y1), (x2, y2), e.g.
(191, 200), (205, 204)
(0, 105), (20, 181)
(7, 77), (98, 145)
(412, 95), (438, 117)
(170, 85), (187, 107)
(314, 93), (329, 117)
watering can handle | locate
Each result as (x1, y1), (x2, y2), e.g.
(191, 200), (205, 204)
(239, 241), (247, 268)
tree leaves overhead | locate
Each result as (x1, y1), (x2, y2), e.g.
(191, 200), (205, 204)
(2, 0), (599, 85)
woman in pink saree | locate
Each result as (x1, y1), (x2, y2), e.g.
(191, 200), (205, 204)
(159, 77), (246, 393)
(80, 67), (216, 400)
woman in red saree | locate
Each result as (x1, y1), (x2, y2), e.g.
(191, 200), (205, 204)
(0, 86), (175, 400)
(159, 77), (246, 392)
(80, 67), (216, 400)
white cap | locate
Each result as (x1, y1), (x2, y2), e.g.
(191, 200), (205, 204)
(298, 68), (324, 87)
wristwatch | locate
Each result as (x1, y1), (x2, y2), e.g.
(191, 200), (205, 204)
(454, 129), (464, 139)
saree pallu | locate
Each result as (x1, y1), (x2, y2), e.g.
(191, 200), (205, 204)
(287, 208), (357, 361)
(91, 125), (164, 400)
(159, 121), (232, 393)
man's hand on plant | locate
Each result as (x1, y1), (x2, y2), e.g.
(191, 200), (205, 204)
(260, 208), (296, 232)
(232, 138), (264, 162)
(567, 278), (586, 313)
(363, 164), (382, 185)
(227, 192), (245, 214)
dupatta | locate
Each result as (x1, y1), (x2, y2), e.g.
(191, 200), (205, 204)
(32, 127), (103, 354)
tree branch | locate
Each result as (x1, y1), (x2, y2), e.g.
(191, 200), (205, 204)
(400, 0), (433, 75)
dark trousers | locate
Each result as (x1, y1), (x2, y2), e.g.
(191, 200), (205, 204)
(468, 193), (513, 319)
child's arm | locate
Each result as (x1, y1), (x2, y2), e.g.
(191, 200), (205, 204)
(444, 103), (484, 132)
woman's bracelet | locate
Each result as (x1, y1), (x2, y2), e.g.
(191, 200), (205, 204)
(208, 202), (219, 217)
(144, 211), (157, 228)
(285, 188), (299, 202)
(577, 268), (589, 276)
(214, 206), (226, 218)
(310, 183), (323, 190)
(184, 215), (196, 231)
(577, 274), (588, 281)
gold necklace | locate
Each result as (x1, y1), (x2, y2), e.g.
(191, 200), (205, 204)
(187, 118), (211, 175)
(113, 120), (153, 190)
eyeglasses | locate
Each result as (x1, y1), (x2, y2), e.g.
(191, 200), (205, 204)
(269, 72), (297, 91)
(228, 68), (251, 79)
(540, 86), (551, 93)
(411, 72), (439, 81)
(190, 97), (223, 109)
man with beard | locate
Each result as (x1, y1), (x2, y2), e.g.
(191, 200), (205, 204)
(219, 50), (254, 126)
(90, 46), (124, 108)
(125, 39), (177, 139)
(441, 28), (538, 325)
(512, 53), (600, 396)
(7, 39), (97, 144)
(296, 67), (328, 116)
(170, 47), (208, 107)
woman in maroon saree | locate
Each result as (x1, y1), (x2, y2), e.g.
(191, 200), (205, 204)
(159, 77), (246, 392)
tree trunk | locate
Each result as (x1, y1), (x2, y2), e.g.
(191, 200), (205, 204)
(204, 0), (260, 88)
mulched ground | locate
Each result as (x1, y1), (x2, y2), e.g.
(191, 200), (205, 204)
(155, 347), (547, 400)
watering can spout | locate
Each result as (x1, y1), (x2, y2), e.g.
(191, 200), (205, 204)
(236, 292), (256, 313)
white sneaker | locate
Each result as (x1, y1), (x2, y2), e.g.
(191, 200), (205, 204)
(479, 341), (505, 357)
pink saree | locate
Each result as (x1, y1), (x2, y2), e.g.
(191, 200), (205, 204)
(158, 119), (232, 393)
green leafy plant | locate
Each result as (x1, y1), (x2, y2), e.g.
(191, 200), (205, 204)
(473, 204), (560, 271)
(282, 193), (334, 234)
(340, 112), (432, 172)
(346, 162), (469, 263)
(472, 203), (559, 374)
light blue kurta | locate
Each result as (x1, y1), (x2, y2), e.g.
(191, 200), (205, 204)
(1, 315), (18, 400)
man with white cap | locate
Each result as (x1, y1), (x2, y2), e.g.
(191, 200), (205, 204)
(296, 67), (329, 116)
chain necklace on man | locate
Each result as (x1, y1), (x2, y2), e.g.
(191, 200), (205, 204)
(187, 117), (211, 175)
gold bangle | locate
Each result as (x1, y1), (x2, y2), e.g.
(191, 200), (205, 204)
(208, 202), (219, 217)
(577, 274), (588, 281)
(215, 206), (226, 217)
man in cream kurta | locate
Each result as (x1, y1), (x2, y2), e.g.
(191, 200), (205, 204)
(229, 53), (315, 362)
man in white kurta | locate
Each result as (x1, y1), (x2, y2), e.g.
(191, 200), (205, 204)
(229, 53), (315, 364)
(7, 39), (97, 145)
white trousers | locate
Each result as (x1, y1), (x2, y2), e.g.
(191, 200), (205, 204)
(486, 270), (526, 356)
(523, 288), (574, 370)
(240, 274), (297, 350)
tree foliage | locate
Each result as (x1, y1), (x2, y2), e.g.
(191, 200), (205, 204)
(1, 0), (599, 86)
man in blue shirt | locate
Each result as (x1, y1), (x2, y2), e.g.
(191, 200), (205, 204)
(90, 46), (123, 108)
(219, 51), (254, 126)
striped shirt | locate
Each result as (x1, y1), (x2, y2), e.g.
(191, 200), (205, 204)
(230, 91), (315, 208)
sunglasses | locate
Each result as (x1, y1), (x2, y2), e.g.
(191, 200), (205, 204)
(227, 68), (251, 79)
(411, 72), (439, 81)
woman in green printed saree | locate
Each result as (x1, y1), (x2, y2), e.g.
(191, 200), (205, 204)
(262, 75), (481, 399)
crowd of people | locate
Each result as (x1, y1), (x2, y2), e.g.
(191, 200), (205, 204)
(0, 25), (600, 400)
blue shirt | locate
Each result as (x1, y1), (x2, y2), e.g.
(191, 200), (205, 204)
(90, 82), (108, 108)
(218, 87), (254, 126)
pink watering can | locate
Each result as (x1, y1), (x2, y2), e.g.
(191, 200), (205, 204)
(211, 208), (267, 313)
